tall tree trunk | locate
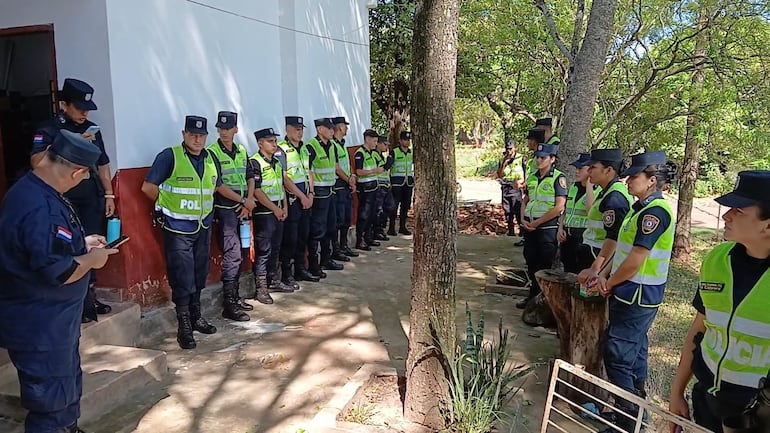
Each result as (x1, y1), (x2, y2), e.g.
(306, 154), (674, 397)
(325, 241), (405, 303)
(558, 0), (620, 170)
(403, 0), (459, 429)
(674, 7), (709, 260)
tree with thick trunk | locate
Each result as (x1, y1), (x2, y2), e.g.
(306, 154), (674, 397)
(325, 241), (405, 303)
(403, 0), (460, 429)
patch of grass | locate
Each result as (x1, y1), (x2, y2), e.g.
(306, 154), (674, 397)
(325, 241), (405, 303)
(343, 402), (378, 424)
(647, 228), (722, 403)
(455, 145), (501, 178)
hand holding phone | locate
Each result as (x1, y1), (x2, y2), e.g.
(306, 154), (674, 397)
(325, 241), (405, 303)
(84, 125), (100, 136)
(106, 235), (130, 249)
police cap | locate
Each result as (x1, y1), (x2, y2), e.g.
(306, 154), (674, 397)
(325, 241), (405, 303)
(285, 116), (306, 127)
(570, 152), (592, 168)
(534, 143), (558, 157)
(50, 130), (101, 168)
(400, 131), (412, 140)
(60, 78), (97, 111)
(314, 118), (334, 128)
(715, 170), (770, 209)
(215, 111), (237, 129)
(254, 128), (280, 141)
(184, 115), (208, 134)
(535, 117), (553, 127)
(378, 135), (389, 143)
(332, 116), (350, 125)
(621, 150), (667, 177)
(526, 129), (545, 143)
(505, 139), (516, 150)
(588, 148), (624, 164)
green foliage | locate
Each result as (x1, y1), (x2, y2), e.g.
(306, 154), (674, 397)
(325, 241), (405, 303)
(694, 163), (735, 197)
(343, 402), (378, 424)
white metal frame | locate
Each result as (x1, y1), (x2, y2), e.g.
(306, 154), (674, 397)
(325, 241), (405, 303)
(540, 359), (714, 433)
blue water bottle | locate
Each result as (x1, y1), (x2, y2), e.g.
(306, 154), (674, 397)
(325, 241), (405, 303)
(106, 217), (121, 243)
(239, 218), (251, 248)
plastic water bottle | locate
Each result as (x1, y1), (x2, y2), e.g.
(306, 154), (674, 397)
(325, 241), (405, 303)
(106, 217), (121, 243)
(239, 218), (251, 248)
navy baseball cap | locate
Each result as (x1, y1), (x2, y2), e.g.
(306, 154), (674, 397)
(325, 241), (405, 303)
(622, 150), (666, 177)
(378, 135), (389, 143)
(400, 131), (412, 140)
(570, 152), (591, 168)
(526, 129), (545, 142)
(588, 148), (624, 164)
(50, 130), (101, 169)
(534, 143), (558, 157)
(215, 111), (237, 129)
(285, 116), (305, 127)
(715, 170), (770, 209)
(254, 128), (280, 140)
(535, 117), (553, 127)
(314, 118), (334, 128)
(332, 116), (349, 125)
(61, 78), (97, 111)
(505, 139), (516, 149)
(184, 115), (208, 134)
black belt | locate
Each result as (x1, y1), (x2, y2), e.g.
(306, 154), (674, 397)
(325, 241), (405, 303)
(565, 227), (586, 237)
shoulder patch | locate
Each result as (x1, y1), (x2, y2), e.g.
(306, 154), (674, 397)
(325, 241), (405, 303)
(558, 176), (567, 189)
(603, 210), (615, 227)
(33, 134), (45, 144)
(641, 214), (660, 235)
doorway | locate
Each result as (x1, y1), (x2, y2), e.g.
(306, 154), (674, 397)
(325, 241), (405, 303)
(0, 25), (58, 201)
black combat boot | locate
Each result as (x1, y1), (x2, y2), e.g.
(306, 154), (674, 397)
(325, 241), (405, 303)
(295, 266), (320, 282)
(355, 234), (371, 251)
(331, 238), (350, 262)
(67, 423), (88, 433)
(321, 252), (344, 270)
(233, 279), (253, 311)
(340, 230), (359, 257)
(222, 282), (250, 321)
(387, 215), (397, 236)
(189, 303), (217, 334)
(267, 273), (295, 293)
(281, 261), (301, 291)
(398, 218), (411, 235)
(176, 306), (196, 349)
(308, 254), (327, 279)
(253, 274), (274, 304)
(365, 230), (381, 247)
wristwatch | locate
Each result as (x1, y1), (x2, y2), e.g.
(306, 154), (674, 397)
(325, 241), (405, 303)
(240, 197), (247, 205)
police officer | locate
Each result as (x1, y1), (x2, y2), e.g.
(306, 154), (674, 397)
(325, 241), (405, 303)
(306, 118), (341, 276)
(372, 136), (395, 241)
(0, 130), (118, 433)
(247, 128), (291, 305)
(354, 129), (383, 250)
(578, 148), (633, 285)
(557, 152), (599, 274)
(517, 129), (545, 247)
(142, 115), (251, 349)
(277, 116), (318, 285)
(517, 143), (567, 309)
(388, 131), (414, 236)
(535, 117), (560, 146)
(331, 116), (358, 261)
(206, 111), (255, 321)
(669, 171), (770, 433)
(590, 151), (677, 433)
(496, 139), (525, 237)
(30, 78), (115, 323)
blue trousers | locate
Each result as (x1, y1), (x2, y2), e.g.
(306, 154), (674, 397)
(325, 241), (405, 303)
(605, 297), (658, 395)
(281, 185), (310, 270)
(253, 213), (282, 276)
(162, 228), (211, 306)
(374, 185), (395, 228)
(356, 186), (377, 235)
(9, 344), (82, 432)
(214, 207), (242, 283)
(334, 187), (352, 230)
(309, 195), (335, 262)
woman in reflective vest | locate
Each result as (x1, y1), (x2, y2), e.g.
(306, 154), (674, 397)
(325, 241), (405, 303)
(517, 143), (567, 309)
(591, 151), (677, 433)
(669, 170), (770, 433)
(557, 152), (599, 274)
(497, 140), (525, 237)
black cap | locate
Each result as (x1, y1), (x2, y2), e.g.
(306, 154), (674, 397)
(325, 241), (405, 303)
(378, 135), (389, 143)
(588, 148), (623, 163)
(400, 131), (412, 140)
(254, 128), (280, 141)
(332, 116), (349, 125)
(215, 111), (237, 129)
(535, 117), (553, 127)
(60, 78), (97, 111)
(363, 129), (379, 138)
(285, 116), (306, 127)
(622, 150), (667, 177)
(505, 139), (516, 149)
(715, 170), (770, 209)
(534, 143), (559, 157)
(184, 115), (208, 134)
(570, 152), (592, 168)
(50, 130), (101, 169)
(314, 117), (334, 128)
(526, 129), (545, 143)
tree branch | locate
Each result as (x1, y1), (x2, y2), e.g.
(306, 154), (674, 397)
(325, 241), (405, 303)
(534, 0), (574, 63)
(570, 0), (586, 58)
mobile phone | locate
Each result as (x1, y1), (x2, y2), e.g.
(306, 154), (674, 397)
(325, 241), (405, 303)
(106, 235), (129, 249)
(85, 125), (100, 136)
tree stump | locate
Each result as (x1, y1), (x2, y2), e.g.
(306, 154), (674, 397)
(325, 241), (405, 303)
(536, 269), (575, 363)
(569, 290), (609, 403)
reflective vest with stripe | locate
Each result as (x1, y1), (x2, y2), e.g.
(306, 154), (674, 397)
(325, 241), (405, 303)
(502, 155), (524, 183)
(610, 198), (674, 305)
(250, 152), (284, 213)
(583, 181), (632, 249)
(564, 184), (600, 229)
(278, 139), (308, 185)
(373, 151), (390, 186)
(156, 146), (216, 234)
(391, 147), (414, 186)
(333, 139), (351, 176)
(699, 242), (770, 394)
(525, 158), (538, 179)
(355, 147), (379, 191)
(524, 168), (563, 219)
(207, 141), (247, 209)
(306, 138), (336, 195)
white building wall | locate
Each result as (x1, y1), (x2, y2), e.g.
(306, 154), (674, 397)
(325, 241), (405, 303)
(0, 0), (118, 165)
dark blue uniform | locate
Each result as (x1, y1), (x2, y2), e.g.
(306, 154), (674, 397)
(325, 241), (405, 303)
(373, 152), (395, 236)
(246, 154), (284, 279)
(275, 139), (313, 280)
(354, 148), (379, 244)
(306, 139), (337, 269)
(0, 173), (88, 432)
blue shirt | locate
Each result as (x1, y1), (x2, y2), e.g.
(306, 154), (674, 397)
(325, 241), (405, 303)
(0, 173), (88, 350)
(598, 179), (631, 241)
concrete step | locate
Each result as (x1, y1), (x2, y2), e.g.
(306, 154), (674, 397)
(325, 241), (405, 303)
(0, 344), (168, 428)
